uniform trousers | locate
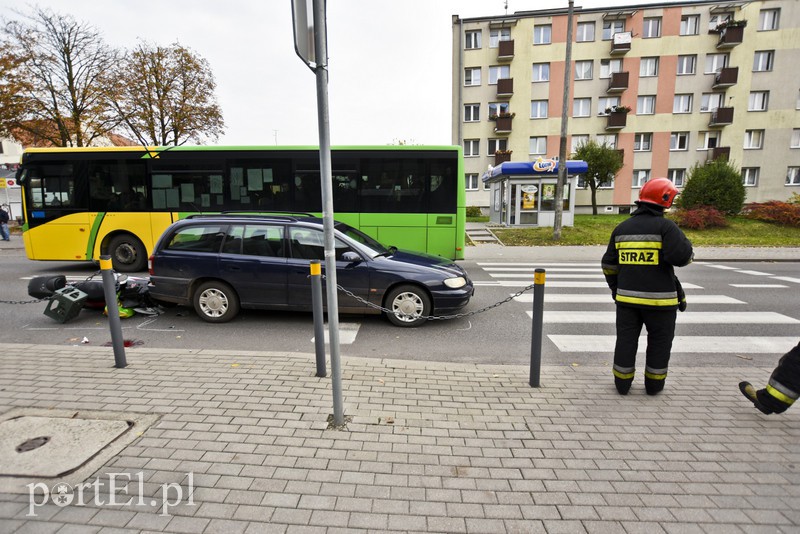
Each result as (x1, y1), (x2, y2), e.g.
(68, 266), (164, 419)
(614, 305), (677, 394)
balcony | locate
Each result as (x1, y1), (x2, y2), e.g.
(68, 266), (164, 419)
(605, 111), (627, 130)
(717, 24), (744, 48)
(712, 67), (738, 89)
(607, 71), (629, 93)
(610, 31), (631, 55)
(496, 78), (513, 99)
(709, 146), (730, 161)
(493, 115), (513, 134)
(494, 152), (512, 166)
(708, 106), (734, 127)
(498, 39), (514, 62)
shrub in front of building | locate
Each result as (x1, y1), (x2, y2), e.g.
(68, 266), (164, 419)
(742, 201), (800, 227)
(675, 159), (746, 216)
(670, 206), (729, 230)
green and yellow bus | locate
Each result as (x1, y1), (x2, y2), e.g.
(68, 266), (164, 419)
(16, 145), (466, 271)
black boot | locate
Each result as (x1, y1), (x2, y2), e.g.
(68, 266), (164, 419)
(645, 377), (665, 395)
(615, 377), (632, 395)
(739, 382), (773, 414)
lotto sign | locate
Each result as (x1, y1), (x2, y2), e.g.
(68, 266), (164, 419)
(0, 179), (5, 189)
(0, 178), (16, 188)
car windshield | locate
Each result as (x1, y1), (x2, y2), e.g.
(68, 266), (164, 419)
(335, 222), (391, 258)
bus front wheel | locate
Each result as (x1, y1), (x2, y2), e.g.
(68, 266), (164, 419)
(107, 234), (147, 272)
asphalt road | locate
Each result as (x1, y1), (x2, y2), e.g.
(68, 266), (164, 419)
(1, 245), (798, 368)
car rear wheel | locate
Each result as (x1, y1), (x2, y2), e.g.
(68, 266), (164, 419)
(108, 234), (147, 272)
(384, 284), (430, 327)
(193, 281), (240, 323)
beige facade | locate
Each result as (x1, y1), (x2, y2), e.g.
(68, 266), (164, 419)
(452, 0), (800, 214)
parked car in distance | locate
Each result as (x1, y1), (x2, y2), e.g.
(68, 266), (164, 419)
(148, 214), (474, 327)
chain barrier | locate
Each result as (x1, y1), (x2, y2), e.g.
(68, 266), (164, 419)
(336, 282), (537, 321)
(0, 297), (46, 305)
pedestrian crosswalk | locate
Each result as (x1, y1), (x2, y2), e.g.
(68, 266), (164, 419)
(477, 261), (800, 356)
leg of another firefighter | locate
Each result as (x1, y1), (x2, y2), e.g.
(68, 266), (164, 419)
(757, 342), (800, 414)
(642, 308), (677, 395)
(614, 305), (643, 395)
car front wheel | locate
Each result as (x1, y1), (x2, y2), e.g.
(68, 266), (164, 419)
(193, 281), (240, 323)
(384, 284), (431, 327)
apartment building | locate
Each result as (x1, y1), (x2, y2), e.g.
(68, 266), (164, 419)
(452, 0), (799, 214)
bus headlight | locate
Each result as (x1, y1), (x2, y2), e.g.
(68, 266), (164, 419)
(444, 276), (467, 289)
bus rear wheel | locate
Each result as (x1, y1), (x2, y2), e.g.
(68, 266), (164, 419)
(108, 234), (147, 272)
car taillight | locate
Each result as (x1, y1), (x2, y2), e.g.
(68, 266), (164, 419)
(148, 255), (154, 276)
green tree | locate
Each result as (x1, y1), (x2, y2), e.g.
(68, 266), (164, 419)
(1, 7), (119, 146)
(0, 43), (32, 138)
(107, 41), (224, 146)
(676, 158), (746, 215)
(573, 140), (624, 215)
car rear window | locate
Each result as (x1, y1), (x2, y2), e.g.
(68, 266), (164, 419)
(165, 225), (225, 253)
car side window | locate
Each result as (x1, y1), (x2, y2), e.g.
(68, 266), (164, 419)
(222, 225), (244, 254)
(165, 225), (225, 252)
(243, 224), (285, 257)
(289, 227), (352, 261)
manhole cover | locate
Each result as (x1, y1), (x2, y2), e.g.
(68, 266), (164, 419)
(16, 436), (50, 453)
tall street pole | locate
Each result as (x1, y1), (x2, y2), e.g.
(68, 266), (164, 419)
(553, 0), (574, 241)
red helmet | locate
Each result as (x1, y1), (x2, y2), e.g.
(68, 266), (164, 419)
(639, 178), (679, 208)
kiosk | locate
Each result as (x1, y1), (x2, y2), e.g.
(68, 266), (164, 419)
(482, 158), (588, 227)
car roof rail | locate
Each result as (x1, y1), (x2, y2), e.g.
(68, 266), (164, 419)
(221, 210), (316, 217)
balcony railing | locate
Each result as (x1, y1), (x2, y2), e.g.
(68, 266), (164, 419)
(717, 25), (744, 48)
(709, 146), (730, 161)
(605, 111), (627, 130)
(607, 71), (629, 93)
(708, 106), (734, 126)
(498, 39), (514, 61)
(712, 67), (738, 89)
(494, 116), (513, 134)
(494, 152), (512, 165)
(496, 78), (513, 99)
(610, 31), (632, 55)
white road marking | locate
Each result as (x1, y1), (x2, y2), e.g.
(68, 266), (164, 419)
(549, 336), (798, 354)
(313, 322), (361, 344)
(730, 284), (788, 288)
(530, 311), (798, 324)
(513, 294), (745, 304)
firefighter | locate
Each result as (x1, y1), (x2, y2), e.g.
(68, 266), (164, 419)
(601, 178), (694, 395)
(739, 341), (800, 414)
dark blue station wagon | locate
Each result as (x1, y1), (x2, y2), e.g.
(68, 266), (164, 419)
(148, 215), (474, 327)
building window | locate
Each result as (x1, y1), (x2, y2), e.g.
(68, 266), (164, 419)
(673, 94), (693, 114)
(464, 67), (481, 86)
(748, 91), (769, 111)
(705, 53), (728, 74)
(488, 102), (509, 117)
(680, 15), (699, 35)
(532, 63), (550, 82)
(677, 55), (696, 75)
(787, 167), (800, 185)
(571, 134), (589, 153)
(753, 51), (774, 72)
(634, 133), (652, 152)
(602, 20), (624, 40)
(596, 134), (617, 148)
(791, 129), (800, 148)
(643, 17), (661, 38)
(759, 9), (780, 31)
(709, 13), (733, 31)
(579, 175), (614, 189)
(668, 169), (686, 187)
(670, 132), (689, 151)
(534, 24), (552, 45)
(464, 139), (479, 157)
(531, 100), (548, 119)
(489, 28), (510, 48)
(598, 97), (620, 115)
(488, 138), (508, 155)
(742, 168), (759, 187)
(699, 131), (719, 150)
(573, 98), (591, 117)
(599, 58), (622, 79)
(633, 169), (650, 188)
(576, 21), (595, 42)
(465, 30), (481, 49)
(640, 57), (659, 77)
(488, 65), (510, 84)
(466, 173), (480, 190)
(575, 60), (593, 80)
(529, 137), (547, 155)
(744, 130), (764, 149)
(463, 104), (480, 122)
(700, 93), (724, 112)
(637, 95), (655, 115)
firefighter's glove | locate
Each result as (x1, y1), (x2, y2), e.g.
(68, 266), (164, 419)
(678, 299), (687, 312)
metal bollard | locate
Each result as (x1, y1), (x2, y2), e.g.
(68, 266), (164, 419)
(100, 255), (127, 368)
(529, 268), (546, 387)
(310, 260), (327, 377)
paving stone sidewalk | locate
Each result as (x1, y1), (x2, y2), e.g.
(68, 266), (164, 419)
(1, 343), (798, 533)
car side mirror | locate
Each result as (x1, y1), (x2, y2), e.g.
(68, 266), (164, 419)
(341, 251), (362, 263)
